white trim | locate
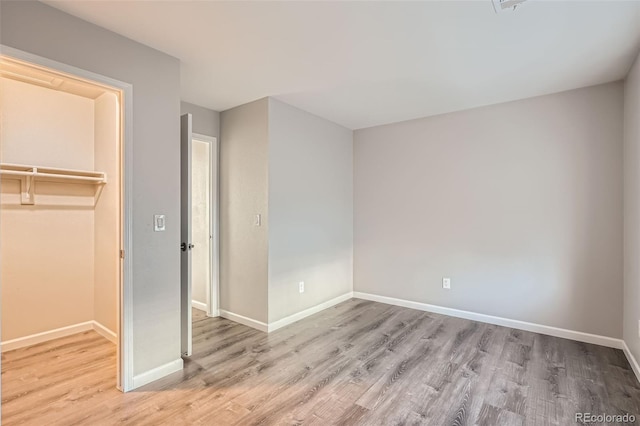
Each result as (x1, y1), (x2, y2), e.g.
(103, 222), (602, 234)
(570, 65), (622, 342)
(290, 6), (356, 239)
(132, 358), (184, 389)
(623, 341), (640, 384)
(211, 135), (220, 319)
(220, 293), (354, 333)
(353, 292), (624, 349)
(1, 321), (94, 352)
(268, 292), (354, 332)
(93, 321), (117, 344)
(192, 300), (208, 312)
(0, 45), (133, 93)
(0, 44), (135, 392)
(1, 320), (118, 353)
(120, 67), (134, 393)
(219, 310), (269, 332)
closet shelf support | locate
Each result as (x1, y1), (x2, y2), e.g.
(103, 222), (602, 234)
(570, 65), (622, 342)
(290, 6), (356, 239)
(21, 174), (34, 205)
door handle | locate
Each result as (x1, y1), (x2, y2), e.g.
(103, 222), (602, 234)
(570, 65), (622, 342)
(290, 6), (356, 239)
(181, 243), (195, 252)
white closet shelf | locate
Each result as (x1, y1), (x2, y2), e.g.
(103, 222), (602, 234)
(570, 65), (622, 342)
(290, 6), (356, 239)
(0, 163), (106, 205)
(0, 163), (107, 184)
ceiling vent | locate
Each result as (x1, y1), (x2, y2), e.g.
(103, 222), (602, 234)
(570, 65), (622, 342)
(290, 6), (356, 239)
(492, 0), (528, 13)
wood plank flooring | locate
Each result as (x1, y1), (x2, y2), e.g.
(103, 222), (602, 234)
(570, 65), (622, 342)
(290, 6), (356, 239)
(3, 299), (640, 425)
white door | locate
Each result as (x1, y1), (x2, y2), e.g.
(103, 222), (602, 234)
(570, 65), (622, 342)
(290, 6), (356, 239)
(180, 113), (193, 356)
(181, 114), (219, 357)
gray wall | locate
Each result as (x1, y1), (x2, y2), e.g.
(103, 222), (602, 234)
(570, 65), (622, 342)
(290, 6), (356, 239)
(181, 101), (219, 139)
(624, 52), (640, 360)
(354, 82), (624, 338)
(1, 1), (182, 375)
(220, 98), (269, 322)
(268, 99), (353, 323)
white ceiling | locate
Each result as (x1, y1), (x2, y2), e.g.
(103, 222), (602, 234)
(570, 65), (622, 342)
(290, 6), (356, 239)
(45, 1), (640, 129)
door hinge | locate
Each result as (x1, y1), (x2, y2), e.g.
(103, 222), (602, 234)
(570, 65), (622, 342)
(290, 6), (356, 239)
(120, 249), (125, 259)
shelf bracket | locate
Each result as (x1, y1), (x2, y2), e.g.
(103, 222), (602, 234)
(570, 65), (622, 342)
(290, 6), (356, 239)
(20, 173), (35, 205)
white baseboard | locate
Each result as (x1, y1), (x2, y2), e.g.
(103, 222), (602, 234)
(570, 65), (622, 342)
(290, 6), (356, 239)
(1, 320), (118, 352)
(92, 321), (117, 344)
(132, 358), (184, 389)
(191, 300), (208, 312)
(220, 292), (354, 333)
(1, 321), (94, 352)
(268, 292), (354, 332)
(219, 310), (269, 332)
(623, 341), (640, 383)
(353, 292), (624, 350)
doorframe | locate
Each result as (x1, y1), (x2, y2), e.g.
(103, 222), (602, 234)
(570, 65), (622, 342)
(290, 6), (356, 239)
(0, 45), (135, 392)
(192, 133), (220, 318)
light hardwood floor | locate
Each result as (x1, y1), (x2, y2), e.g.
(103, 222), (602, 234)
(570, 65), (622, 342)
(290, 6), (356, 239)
(2, 299), (640, 425)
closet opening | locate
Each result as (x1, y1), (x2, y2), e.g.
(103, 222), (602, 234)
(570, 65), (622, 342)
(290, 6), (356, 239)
(0, 51), (133, 402)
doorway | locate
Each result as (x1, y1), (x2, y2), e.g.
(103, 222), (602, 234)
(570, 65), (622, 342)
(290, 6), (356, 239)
(0, 46), (133, 392)
(191, 134), (219, 317)
(180, 114), (219, 357)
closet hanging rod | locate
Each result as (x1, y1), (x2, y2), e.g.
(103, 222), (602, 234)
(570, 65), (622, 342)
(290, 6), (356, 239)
(1, 169), (105, 183)
(0, 163), (107, 185)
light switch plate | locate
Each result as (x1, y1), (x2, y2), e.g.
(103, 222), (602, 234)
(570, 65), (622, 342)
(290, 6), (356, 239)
(154, 214), (166, 232)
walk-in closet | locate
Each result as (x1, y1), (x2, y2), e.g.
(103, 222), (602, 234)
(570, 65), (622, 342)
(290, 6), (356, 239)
(0, 56), (123, 405)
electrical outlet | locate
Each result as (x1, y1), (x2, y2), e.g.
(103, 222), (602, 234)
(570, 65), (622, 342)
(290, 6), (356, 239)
(442, 277), (451, 290)
(299, 281), (305, 293)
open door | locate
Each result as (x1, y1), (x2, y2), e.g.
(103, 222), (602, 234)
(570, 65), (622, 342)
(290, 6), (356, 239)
(180, 113), (193, 356)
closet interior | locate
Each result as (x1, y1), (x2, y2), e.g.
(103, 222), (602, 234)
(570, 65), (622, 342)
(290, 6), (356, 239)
(0, 56), (121, 385)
